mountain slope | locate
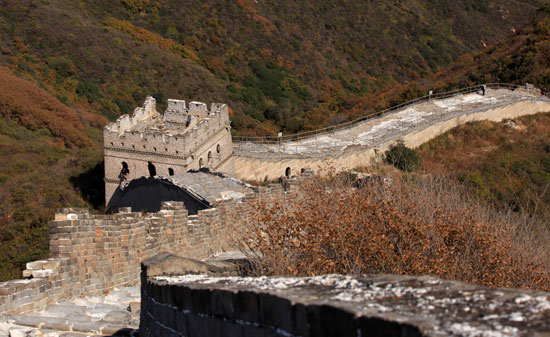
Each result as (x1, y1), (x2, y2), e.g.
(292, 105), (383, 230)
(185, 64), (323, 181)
(417, 113), (550, 220)
(0, 0), (543, 135)
(0, 67), (105, 281)
(422, 5), (550, 92)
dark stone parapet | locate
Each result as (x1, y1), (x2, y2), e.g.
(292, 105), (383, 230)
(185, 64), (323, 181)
(140, 254), (550, 337)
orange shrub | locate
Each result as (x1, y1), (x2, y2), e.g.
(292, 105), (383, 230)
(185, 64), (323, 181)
(0, 67), (91, 148)
(244, 175), (550, 291)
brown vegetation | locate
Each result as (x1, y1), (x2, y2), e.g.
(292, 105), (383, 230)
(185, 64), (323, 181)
(0, 0), (542, 136)
(0, 67), (105, 281)
(244, 174), (550, 291)
(0, 67), (92, 148)
(417, 113), (550, 219)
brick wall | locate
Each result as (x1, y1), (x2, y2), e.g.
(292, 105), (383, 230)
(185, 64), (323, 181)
(0, 183), (285, 315)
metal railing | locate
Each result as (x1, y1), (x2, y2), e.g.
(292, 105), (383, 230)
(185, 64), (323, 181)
(232, 83), (536, 144)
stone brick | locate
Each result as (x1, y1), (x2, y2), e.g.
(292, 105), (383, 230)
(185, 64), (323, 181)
(233, 291), (259, 322)
(259, 293), (293, 331)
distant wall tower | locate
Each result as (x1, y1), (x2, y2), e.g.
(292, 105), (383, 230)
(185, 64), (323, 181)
(103, 96), (234, 204)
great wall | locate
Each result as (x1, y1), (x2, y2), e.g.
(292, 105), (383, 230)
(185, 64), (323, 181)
(233, 84), (550, 181)
(1, 84), (550, 336)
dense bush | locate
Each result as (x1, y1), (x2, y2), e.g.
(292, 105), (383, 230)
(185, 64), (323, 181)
(243, 175), (550, 291)
(385, 140), (420, 172)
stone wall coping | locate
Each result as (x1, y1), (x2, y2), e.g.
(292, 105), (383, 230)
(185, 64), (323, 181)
(144, 271), (550, 337)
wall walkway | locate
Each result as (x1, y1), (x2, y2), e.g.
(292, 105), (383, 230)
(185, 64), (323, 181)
(234, 86), (550, 181)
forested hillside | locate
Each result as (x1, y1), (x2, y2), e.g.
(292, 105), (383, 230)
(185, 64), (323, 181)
(400, 4), (550, 96)
(0, 67), (106, 281)
(0, 0), (542, 136)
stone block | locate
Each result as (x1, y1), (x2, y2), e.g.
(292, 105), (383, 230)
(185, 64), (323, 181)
(118, 207), (132, 213)
(210, 289), (234, 319)
(31, 269), (55, 278)
(71, 320), (102, 334)
(25, 261), (47, 270)
(191, 289), (212, 315)
(186, 313), (213, 337)
(358, 316), (422, 337)
(42, 260), (61, 270)
(129, 301), (141, 313)
(103, 309), (131, 323)
(101, 325), (135, 335)
(13, 314), (45, 328)
(292, 303), (310, 337)
(174, 310), (188, 336)
(8, 328), (35, 337)
(233, 290), (259, 322)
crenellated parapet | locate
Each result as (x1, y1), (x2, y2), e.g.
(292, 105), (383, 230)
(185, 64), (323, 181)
(105, 96), (159, 135)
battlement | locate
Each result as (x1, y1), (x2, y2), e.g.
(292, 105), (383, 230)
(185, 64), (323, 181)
(104, 97), (230, 141)
(105, 96), (159, 135)
(141, 263), (550, 337)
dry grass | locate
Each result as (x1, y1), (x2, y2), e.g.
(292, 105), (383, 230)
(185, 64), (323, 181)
(243, 173), (550, 291)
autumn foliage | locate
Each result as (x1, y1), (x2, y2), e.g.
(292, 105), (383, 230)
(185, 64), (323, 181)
(244, 175), (550, 291)
(0, 67), (92, 148)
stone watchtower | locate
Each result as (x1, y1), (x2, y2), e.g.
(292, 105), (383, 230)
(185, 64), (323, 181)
(103, 96), (234, 204)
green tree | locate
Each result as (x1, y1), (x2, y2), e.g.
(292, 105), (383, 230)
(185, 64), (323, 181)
(385, 140), (420, 172)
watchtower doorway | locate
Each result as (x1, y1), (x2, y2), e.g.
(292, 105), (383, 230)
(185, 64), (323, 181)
(148, 162), (156, 177)
(119, 162), (129, 182)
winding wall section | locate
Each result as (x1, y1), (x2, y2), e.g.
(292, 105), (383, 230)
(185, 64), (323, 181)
(233, 86), (550, 181)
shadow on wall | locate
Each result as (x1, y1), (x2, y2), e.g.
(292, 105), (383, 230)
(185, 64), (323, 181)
(70, 161), (106, 211)
(106, 177), (211, 214)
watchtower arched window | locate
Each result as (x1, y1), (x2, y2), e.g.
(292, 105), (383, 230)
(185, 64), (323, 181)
(199, 158), (204, 168)
(285, 167), (291, 177)
(216, 144), (221, 153)
(119, 162), (129, 181)
(148, 162), (156, 177)
(168, 168), (174, 176)
(207, 151), (212, 164)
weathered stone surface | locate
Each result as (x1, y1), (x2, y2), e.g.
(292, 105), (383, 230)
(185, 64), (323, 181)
(0, 286), (140, 337)
(40, 318), (70, 331)
(12, 315), (44, 328)
(8, 329), (36, 337)
(25, 261), (47, 271)
(234, 88), (550, 182)
(41, 261), (60, 271)
(45, 303), (86, 318)
(85, 304), (123, 319)
(143, 271), (550, 337)
(128, 302), (140, 314)
(103, 310), (131, 323)
(69, 320), (101, 334)
(142, 253), (237, 277)
(30, 270), (54, 279)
